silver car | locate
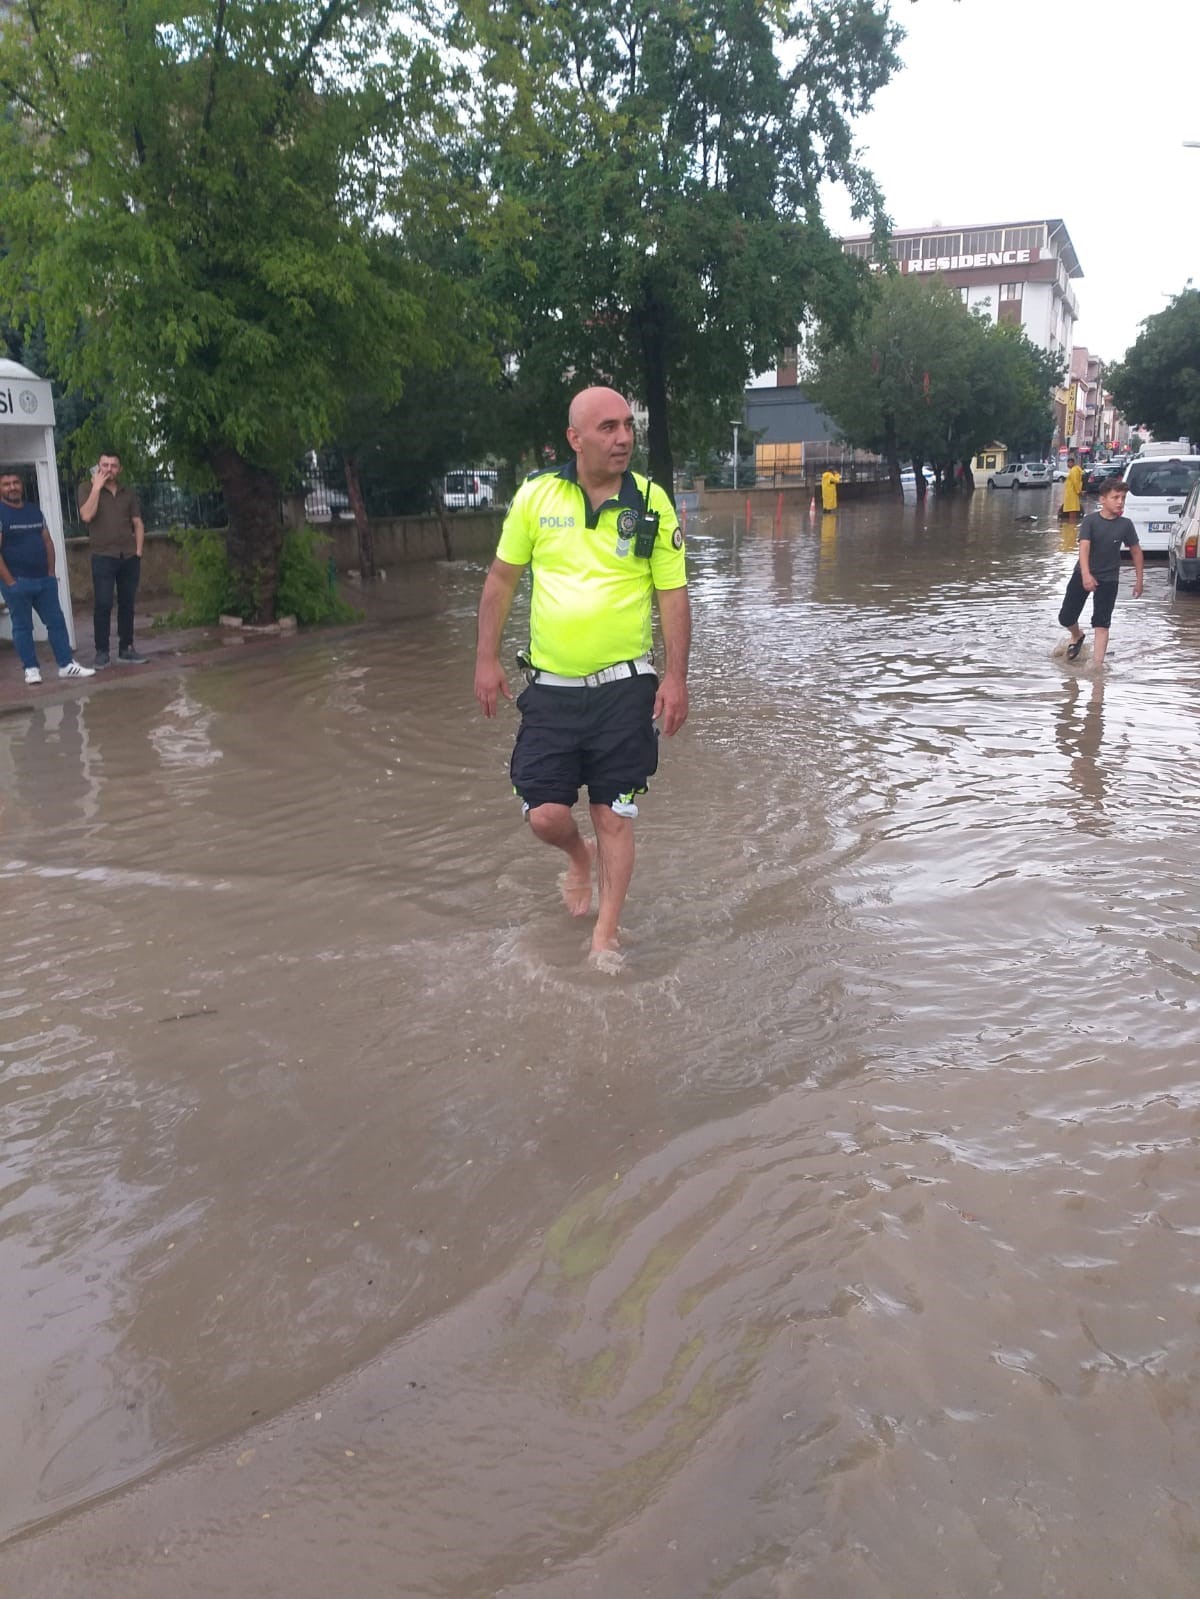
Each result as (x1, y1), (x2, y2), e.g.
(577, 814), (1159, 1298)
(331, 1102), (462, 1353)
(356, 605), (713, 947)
(986, 461), (1052, 490)
(1168, 478), (1200, 593)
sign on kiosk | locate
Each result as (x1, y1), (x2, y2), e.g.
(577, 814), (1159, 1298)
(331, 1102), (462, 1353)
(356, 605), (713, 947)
(0, 358), (76, 651)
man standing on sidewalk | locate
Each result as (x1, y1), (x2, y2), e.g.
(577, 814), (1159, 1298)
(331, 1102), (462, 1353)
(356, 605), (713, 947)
(0, 470), (95, 686)
(77, 452), (147, 666)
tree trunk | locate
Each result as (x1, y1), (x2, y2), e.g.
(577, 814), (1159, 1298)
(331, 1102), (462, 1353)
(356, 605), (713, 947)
(883, 413), (902, 488)
(210, 446), (284, 623)
(914, 458), (927, 498)
(634, 294), (675, 495)
(343, 454), (376, 579)
(960, 458), (976, 493)
(431, 483), (453, 560)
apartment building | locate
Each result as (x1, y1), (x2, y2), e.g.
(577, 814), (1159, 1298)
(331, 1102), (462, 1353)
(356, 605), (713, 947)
(840, 218), (1081, 366)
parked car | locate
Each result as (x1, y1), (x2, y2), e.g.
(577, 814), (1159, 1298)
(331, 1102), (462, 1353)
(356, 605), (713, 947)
(1121, 454), (1200, 554)
(1167, 478), (1200, 591)
(986, 461), (1052, 490)
(443, 469), (498, 510)
(1084, 462), (1126, 495)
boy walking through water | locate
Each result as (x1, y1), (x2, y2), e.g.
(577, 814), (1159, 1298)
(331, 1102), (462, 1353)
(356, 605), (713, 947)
(1058, 479), (1143, 669)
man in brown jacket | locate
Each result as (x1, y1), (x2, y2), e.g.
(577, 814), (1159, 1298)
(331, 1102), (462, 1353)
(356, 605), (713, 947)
(78, 452), (147, 666)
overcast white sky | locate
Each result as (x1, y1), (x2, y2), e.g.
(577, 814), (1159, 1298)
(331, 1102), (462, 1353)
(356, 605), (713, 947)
(821, 0), (1200, 363)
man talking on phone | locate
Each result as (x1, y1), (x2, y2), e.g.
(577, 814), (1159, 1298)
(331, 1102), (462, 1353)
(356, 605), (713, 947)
(78, 452), (147, 667)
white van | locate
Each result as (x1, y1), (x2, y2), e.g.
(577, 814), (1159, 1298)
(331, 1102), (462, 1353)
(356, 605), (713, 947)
(443, 469), (498, 510)
(1121, 453), (1200, 553)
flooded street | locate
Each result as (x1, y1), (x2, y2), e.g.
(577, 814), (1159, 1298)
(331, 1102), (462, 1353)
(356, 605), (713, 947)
(3, 488), (1200, 1597)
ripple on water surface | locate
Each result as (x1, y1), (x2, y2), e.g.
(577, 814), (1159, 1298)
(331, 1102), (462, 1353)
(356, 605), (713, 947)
(2, 493), (1200, 1595)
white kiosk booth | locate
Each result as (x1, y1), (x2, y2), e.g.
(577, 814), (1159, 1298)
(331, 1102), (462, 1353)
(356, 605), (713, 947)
(0, 357), (76, 651)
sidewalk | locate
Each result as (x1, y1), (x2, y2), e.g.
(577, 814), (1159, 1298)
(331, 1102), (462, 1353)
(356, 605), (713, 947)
(0, 602), (311, 718)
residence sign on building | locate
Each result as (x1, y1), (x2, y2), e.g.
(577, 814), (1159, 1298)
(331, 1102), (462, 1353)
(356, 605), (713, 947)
(899, 248), (1049, 275)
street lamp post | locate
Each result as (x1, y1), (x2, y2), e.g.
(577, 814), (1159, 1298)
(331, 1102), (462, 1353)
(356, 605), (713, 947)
(731, 420), (742, 491)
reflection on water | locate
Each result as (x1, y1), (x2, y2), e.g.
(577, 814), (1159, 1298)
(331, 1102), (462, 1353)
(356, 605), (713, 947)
(1055, 676), (1110, 820)
(3, 491), (1200, 1596)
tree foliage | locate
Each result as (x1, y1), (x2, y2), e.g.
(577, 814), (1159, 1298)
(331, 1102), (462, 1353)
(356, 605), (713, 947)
(450, 0), (903, 490)
(807, 273), (1060, 480)
(1108, 290), (1200, 447)
(0, 0), (448, 619)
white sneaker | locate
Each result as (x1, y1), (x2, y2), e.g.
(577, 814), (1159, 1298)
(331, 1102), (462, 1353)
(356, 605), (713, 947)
(58, 660), (96, 679)
(24, 666), (42, 685)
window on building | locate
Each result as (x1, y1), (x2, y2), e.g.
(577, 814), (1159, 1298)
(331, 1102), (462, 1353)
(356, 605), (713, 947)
(962, 229), (1004, 254)
(757, 444), (805, 476)
(922, 233), (961, 259)
(1000, 282), (1022, 301)
(1003, 225), (1044, 253)
(959, 288), (970, 304)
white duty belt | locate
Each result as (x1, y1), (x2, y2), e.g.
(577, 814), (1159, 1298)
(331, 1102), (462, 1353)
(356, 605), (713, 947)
(528, 654), (656, 689)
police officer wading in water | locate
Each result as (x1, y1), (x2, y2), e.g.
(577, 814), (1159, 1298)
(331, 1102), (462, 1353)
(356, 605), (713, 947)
(475, 387), (691, 961)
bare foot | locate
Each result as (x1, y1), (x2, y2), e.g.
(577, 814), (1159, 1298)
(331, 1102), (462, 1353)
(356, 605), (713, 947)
(588, 943), (626, 974)
(559, 840), (596, 917)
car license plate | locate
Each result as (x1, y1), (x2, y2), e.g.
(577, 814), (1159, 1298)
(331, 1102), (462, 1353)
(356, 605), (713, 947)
(1150, 522), (1174, 531)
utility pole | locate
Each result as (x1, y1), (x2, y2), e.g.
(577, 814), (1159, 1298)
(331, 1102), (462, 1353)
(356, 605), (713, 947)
(731, 420), (742, 491)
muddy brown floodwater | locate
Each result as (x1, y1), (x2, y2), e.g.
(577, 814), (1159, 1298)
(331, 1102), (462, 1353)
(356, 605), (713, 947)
(2, 490), (1200, 1597)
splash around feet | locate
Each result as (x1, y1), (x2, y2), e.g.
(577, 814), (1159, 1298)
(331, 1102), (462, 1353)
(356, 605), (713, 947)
(587, 943), (626, 974)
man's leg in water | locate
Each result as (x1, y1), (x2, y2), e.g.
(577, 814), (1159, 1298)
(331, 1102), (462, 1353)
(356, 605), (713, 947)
(526, 802), (595, 915)
(589, 802), (634, 953)
(1091, 625), (1110, 669)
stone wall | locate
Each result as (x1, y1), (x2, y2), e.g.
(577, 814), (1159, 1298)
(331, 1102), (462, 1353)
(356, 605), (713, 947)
(698, 478), (894, 510)
(62, 511), (504, 602)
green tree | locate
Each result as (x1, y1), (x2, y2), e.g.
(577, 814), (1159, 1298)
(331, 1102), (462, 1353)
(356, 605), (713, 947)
(967, 323), (1060, 464)
(0, 1), (446, 620)
(452, 0), (902, 492)
(1108, 289), (1200, 447)
(809, 274), (1059, 484)
(808, 272), (975, 482)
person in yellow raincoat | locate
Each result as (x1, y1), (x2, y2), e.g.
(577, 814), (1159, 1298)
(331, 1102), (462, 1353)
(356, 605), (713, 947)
(1061, 456), (1084, 520)
(821, 469), (841, 511)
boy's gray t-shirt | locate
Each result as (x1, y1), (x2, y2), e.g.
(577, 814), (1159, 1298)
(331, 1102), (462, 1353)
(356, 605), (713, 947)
(1079, 510), (1139, 581)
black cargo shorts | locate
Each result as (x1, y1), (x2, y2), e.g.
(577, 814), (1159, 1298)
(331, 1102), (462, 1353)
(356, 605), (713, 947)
(510, 674), (659, 809)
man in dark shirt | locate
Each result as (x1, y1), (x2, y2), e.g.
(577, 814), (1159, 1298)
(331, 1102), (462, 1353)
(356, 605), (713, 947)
(1058, 479), (1144, 669)
(78, 451), (147, 667)
(0, 470), (95, 686)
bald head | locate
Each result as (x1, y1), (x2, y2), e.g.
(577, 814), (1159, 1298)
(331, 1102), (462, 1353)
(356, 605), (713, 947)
(568, 386), (628, 431)
(566, 387), (635, 492)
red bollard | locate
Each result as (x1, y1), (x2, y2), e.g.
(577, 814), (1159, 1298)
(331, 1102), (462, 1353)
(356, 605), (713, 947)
(681, 501), (688, 535)
(775, 492), (783, 526)
(744, 497), (752, 528)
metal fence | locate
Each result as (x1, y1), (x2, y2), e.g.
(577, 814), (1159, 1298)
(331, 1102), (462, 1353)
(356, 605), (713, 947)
(58, 473), (227, 535)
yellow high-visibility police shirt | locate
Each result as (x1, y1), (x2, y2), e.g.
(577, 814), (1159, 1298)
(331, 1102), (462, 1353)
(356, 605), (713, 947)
(495, 461), (686, 678)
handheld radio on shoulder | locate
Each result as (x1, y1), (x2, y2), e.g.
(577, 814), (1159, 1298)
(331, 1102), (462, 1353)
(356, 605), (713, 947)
(632, 473), (659, 559)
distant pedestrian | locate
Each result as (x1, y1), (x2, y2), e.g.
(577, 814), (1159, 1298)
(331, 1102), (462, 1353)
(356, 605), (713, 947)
(1058, 479), (1143, 670)
(1061, 455), (1084, 520)
(0, 469), (95, 686)
(78, 452), (147, 667)
(821, 468), (841, 512)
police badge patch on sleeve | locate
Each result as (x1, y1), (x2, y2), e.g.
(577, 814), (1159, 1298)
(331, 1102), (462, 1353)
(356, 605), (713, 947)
(672, 528), (684, 549)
